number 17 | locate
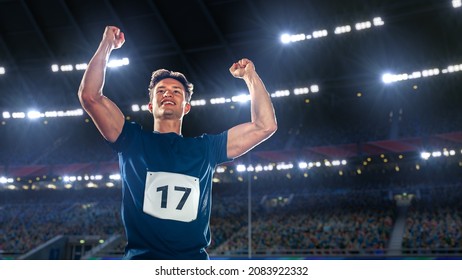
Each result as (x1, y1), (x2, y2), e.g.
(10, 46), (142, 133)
(156, 185), (191, 210)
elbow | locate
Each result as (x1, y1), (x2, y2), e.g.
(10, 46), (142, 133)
(262, 122), (278, 138)
(78, 87), (101, 110)
(269, 123), (278, 136)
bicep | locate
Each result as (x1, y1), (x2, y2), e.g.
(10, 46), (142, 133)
(81, 95), (125, 143)
(227, 122), (268, 159)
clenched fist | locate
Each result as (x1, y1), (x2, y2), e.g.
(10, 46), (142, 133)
(229, 58), (255, 79)
(101, 26), (125, 50)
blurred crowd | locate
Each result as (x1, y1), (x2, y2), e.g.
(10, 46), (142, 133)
(1, 177), (461, 258)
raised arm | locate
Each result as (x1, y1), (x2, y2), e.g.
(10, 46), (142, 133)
(227, 58), (277, 159)
(78, 26), (126, 143)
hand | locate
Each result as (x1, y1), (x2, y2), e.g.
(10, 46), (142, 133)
(229, 58), (255, 79)
(101, 26), (125, 50)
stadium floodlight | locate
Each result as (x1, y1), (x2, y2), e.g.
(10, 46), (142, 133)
(109, 174), (121, 180)
(27, 110), (41, 119)
(44, 111), (58, 117)
(312, 29), (328, 39)
(262, 164), (271, 171)
(216, 166), (226, 173)
(52, 58), (129, 72)
(86, 182), (98, 188)
(280, 33), (291, 44)
(422, 68), (440, 77)
(373, 17), (385, 26)
(107, 57), (129, 68)
(334, 25), (352, 35)
(75, 63), (88, 70)
(190, 99), (206, 106)
(281, 16), (384, 45)
(310, 85), (320, 93)
(444, 64), (462, 73)
(355, 21), (372, 31)
(432, 151), (442, 157)
(132, 104), (140, 112)
(0, 67), (5, 75)
(420, 152), (431, 160)
(294, 87), (309, 95)
(276, 162), (293, 170)
(332, 160), (341, 166)
(236, 164), (246, 172)
(231, 94), (250, 103)
(382, 73), (397, 84)
(0, 177), (14, 184)
(60, 64), (74, 72)
(2, 112), (10, 119)
(410, 71), (422, 79)
(453, 0), (462, 8)
(382, 65), (450, 84)
(12, 112), (26, 119)
(66, 176), (76, 182)
(298, 162), (308, 169)
(280, 33), (306, 44)
(210, 97), (227, 104)
(271, 90), (290, 98)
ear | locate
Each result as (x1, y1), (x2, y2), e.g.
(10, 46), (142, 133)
(183, 102), (191, 115)
(148, 102), (153, 113)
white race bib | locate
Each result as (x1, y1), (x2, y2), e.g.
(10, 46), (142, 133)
(143, 171), (200, 222)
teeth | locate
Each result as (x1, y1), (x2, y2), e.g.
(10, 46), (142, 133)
(162, 101), (174, 105)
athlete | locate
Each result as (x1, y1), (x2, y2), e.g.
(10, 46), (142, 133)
(78, 26), (277, 259)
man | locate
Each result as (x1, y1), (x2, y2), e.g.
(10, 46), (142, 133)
(78, 26), (277, 259)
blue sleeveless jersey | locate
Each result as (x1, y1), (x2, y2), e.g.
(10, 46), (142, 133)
(109, 121), (231, 259)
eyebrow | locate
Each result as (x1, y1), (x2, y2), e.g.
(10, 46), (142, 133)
(156, 85), (183, 90)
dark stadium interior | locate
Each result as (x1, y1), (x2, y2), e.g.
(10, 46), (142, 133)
(0, 0), (461, 259)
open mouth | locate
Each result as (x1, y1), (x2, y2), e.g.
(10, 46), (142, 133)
(161, 100), (175, 106)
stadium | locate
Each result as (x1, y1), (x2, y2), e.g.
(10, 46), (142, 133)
(0, 0), (461, 260)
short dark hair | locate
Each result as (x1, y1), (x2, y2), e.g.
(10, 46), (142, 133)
(148, 69), (194, 102)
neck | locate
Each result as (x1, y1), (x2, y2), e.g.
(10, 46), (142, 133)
(153, 119), (182, 135)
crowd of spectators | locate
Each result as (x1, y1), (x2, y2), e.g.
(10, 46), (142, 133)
(0, 188), (123, 257)
(209, 184), (395, 256)
(1, 177), (462, 258)
(402, 183), (462, 255)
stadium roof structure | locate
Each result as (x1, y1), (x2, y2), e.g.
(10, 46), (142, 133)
(1, 0), (462, 178)
(253, 131), (462, 163)
(0, 0), (461, 112)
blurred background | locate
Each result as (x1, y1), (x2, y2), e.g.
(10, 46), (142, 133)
(0, 0), (461, 259)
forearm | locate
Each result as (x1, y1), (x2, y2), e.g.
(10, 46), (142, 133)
(78, 43), (113, 105)
(244, 72), (277, 133)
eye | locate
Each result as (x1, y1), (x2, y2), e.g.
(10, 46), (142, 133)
(156, 89), (165, 94)
(173, 90), (181, 94)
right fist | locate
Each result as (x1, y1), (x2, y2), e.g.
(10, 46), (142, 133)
(102, 26), (125, 50)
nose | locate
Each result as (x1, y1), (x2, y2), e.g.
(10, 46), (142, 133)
(163, 90), (173, 98)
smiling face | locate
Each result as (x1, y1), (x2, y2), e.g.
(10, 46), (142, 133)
(148, 78), (191, 121)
